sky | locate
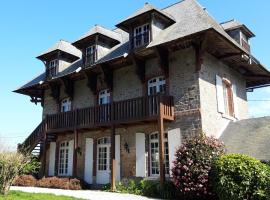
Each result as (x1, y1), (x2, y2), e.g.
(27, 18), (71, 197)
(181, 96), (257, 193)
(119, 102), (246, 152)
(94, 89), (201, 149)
(0, 0), (269, 149)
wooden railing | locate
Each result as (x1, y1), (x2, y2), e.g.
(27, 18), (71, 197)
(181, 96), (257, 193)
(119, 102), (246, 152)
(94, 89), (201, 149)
(18, 121), (46, 152)
(47, 95), (174, 132)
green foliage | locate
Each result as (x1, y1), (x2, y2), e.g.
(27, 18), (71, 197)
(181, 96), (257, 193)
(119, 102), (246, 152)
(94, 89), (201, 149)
(103, 179), (176, 199)
(0, 191), (82, 200)
(172, 134), (225, 200)
(0, 152), (39, 195)
(211, 154), (270, 200)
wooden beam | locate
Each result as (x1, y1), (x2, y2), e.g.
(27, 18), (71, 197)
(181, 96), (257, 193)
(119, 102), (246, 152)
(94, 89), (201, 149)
(131, 53), (145, 83)
(158, 100), (165, 189)
(193, 34), (208, 71)
(110, 125), (116, 191)
(217, 53), (242, 60)
(155, 47), (169, 77)
(100, 64), (113, 90)
(60, 77), (74, 100)
(49, 82), (60, 103)
(245, 75), (270, 81)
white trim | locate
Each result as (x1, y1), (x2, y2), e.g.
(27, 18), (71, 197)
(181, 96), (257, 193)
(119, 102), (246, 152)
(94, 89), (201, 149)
(115, 135), (121, 181)
(84, 138), (93, 184)
(232, 84), (239, 119)
(148, 76), (166, 95)
(48, 142), (56, 176)
(216, 75), (225, 113)
(68, 140), (74, 176)
(168, 128), (181, 177)
(135, 133), (146, 177)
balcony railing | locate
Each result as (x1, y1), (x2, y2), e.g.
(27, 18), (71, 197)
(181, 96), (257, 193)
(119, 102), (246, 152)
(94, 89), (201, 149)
(133, 31), (150, 48)
(241, 38), (250, 52)
(85, 50), (97, 66)
(46, 95), (174, 133)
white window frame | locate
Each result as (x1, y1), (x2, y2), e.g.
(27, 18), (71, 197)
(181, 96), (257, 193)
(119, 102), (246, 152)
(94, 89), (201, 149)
(97, 137), (111, 172)
(86, 45), (97, 65)
(134, 23), (150, 48)
(149, 132), (169, 177)
(48, 59), (58, 77)
(58, 141), (69, 176)
(61, 98), (72, 112)
(148, 76), (166, 95)
(98, 89), (110, 105)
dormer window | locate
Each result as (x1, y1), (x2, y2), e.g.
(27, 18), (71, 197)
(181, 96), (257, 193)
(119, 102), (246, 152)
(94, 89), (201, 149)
(48, 59), (58, 77)
(85, 45), (97, 65)
(134, 24), (150, 48)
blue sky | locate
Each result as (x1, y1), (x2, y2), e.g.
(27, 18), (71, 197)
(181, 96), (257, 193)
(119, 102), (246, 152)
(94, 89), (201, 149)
(0, 0), (269, 149)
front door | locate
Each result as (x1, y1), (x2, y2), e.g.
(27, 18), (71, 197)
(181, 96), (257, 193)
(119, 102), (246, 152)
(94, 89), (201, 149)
(96, 137), (111, 184)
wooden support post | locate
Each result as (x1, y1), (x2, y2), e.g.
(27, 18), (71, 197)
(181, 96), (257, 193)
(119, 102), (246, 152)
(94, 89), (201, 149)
(158, 98), (165, 189)
(73, 110), (78, 177)
(42, 118), (48, 176)
(110, 125), (116, 191)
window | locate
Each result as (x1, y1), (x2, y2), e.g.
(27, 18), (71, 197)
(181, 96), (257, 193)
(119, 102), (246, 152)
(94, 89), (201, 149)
(222, 80), (234, 117)
(58, 141), (69, 176)
(98, 89), (110, 105)
(150, 132), (169, 176)
(61, 98), (72, 112)
(97, 137), (111, 171)
(86, 45), (97, 65)
(48, 59), (58, 77)
(148, 76), (166, 95)
(134, 24), (150, 48)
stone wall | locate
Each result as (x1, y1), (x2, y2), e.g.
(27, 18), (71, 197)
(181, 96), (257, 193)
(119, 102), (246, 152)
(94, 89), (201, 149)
(199, 53), (249, 138)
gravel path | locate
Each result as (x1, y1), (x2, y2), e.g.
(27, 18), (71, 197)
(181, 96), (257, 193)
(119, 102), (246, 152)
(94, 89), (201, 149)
(11, 186), (161, 200)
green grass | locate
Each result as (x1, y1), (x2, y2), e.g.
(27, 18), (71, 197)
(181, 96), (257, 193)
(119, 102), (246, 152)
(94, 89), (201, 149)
(0, 191), (83, 200)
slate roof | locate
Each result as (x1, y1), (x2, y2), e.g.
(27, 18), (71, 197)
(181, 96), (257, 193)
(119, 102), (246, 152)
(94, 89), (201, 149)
(220, 117), (270, 161)
(15, 0), (270, 94)
(220, 19), (255, 37)
(37, 40), (82, 60)
(73, 25), (122, 45)
(116, 2), (175, 30)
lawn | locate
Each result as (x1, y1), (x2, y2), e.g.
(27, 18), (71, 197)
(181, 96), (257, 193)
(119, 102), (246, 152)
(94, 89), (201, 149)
(0, 191), (83, 200)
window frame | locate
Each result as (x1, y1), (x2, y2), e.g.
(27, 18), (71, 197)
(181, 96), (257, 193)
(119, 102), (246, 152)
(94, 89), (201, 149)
(222, 78), (234, 117)
(60, 97), (72, 113)
(147, 76), (166, 95)
(48, 59), (59, 77)
(133, 23), (150, 48)
(149, 132), (169, 177)
(98, 89), (111, 105)
(58, 141), (69, 176)
(85, 45), (97, 65)
(97, 137), (111, 172)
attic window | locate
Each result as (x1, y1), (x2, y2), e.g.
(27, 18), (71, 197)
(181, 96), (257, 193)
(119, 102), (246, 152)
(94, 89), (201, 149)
(47, 59), (58, 78)
(85, 45), (97, 66)
(133, 24), (150, 48)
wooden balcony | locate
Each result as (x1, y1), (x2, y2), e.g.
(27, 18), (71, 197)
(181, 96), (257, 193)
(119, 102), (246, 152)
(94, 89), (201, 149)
(47, 95), (174, 133)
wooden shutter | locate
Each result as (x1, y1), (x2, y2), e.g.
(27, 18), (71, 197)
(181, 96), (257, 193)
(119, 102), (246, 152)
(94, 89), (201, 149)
(168, 128), (181, 177)
(84, 138), (93, 184)
(135, 133), (146, 177)
(232, 84), (239, 119)
(48, 142), (56, 176)
(216, 75), (225, 113)
(68, 140), (74, 176)
(115, 135), (121, 181)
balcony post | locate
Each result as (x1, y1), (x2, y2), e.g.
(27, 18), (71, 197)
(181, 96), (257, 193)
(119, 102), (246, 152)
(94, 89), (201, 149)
(110, 103), (116, 191)
(158, 98), (165, 189)
(73, 109), (78, 177)
(42, 117), (48, 176)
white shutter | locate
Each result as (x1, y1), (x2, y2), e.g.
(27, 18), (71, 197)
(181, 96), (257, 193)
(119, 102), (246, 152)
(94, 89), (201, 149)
(68, 140), (74, 176)
(216, 75), (225, 113)
(168, 128), (181, 176)
(232, 84), (239, 119)
(136, 133), (146, 177)
(84, 138), (93, 184)
(115, 135), (121, 181)
(48, 142), (56, 176)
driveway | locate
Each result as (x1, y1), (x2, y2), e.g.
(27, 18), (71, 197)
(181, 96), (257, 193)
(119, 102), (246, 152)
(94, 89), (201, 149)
(10, 186), (161, 200)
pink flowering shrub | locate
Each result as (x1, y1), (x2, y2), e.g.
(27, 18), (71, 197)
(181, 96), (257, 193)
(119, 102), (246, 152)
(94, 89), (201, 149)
(172, 134), (225, 200)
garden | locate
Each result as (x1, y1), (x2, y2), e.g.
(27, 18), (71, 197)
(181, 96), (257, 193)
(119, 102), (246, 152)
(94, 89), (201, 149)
(1, 134), (270, 200)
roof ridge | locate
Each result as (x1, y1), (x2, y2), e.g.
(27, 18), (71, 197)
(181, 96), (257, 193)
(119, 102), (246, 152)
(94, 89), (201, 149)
(220, 19), (236, 25)
(161, 0), (185, 10)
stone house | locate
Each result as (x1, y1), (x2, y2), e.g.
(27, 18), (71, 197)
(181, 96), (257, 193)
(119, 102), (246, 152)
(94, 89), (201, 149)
(14, 0), (270, 189)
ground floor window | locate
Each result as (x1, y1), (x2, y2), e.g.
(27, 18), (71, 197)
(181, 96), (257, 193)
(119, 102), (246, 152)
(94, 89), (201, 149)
(97, 137), (111, 171)
(58, 141), (69, 176)
(150, 132), (169, 176)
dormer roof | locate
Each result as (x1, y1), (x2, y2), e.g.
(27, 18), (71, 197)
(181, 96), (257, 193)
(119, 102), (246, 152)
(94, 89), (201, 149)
(72, 25), (122, 48)
(116, 2), (175, 32)
(36, 40), (82, 61)
(221, 19), (255, 38)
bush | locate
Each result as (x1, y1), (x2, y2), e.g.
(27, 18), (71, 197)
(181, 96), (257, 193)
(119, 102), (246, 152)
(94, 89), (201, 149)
(172, 134), (225, 200)
(211, 154), (270, 200)
(37, 177), (82, 190)
(103, 179), (176, 199)
(13, 175), (37, 187)
(0, 152), (40, 195)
